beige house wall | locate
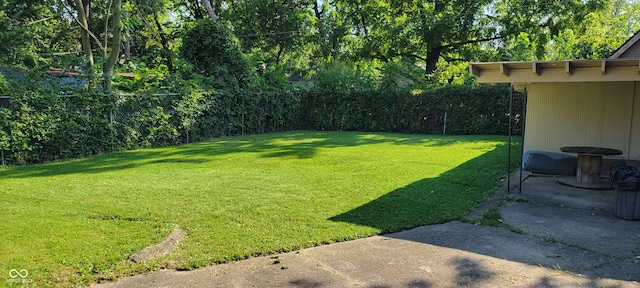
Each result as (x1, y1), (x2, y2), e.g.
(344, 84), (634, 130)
(524, 82), (640, 160)
(631, 82), (640, 159)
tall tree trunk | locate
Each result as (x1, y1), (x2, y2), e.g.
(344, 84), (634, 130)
(202, 0), (219, 21)
(103, 0), (122, 91)
(74, 0), (94, 67)
(82, 0), (92, 31)
(425, 47), (442, 76)
(357, 3), (369, 37)
(154, 13), (175, 73)
(313, 1), (323, 19)
(275, 45), (283, 65)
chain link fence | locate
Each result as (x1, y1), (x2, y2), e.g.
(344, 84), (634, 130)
(110, 93), (181, 151)
(1, 89), (300, 166)
(0, 93), (184, 166)
(1, 84), (520, 166)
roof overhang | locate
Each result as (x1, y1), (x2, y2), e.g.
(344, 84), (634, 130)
(469, 59), (640, 85)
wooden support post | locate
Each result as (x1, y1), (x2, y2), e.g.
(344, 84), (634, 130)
(500, 63), (510, 76)
(470, 65), (480, 76)
(532, 62), (540, 76)
(576, 155), (602, 184)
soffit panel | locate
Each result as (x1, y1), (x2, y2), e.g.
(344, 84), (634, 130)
(470, 59), (640, 84)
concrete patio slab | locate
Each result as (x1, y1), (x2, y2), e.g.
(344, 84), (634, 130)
(94, 171), (640, 288)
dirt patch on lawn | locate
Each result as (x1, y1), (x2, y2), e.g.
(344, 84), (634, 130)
(129, 228), (186, 263)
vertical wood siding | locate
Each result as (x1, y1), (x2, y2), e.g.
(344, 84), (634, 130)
(524, 82), (637, 159)
(630, 82), (640, 159)
(618, 45), (640, 59)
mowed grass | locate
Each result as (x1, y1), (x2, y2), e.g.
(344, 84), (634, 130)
(0, 131), (517, 286)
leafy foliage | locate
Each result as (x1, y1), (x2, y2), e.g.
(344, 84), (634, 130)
(223, 0), (313, 70)
(546, 0), (640, 60)
(0, 10), (41, 67)
(0, 66), (304, 165)
(0, 73), (7, 94)
(0, 0), (626, 82)
(0, 68), (520, 166)
(180, 20), (251, 88)
(300, 82), (522, 135)
(0, 71), (111, 164)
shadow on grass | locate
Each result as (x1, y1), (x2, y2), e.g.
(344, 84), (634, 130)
(328, 145), (508, 233)
(0, 131), (500, 179)
(328, 141), (640, 285)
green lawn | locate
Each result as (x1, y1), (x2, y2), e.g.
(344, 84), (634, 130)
(0, 131), (518, 286)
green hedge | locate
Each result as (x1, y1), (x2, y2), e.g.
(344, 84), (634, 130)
(0, 91), (112, 164)
(0, 79), (521, 165)
(299, 84), (523, 135)
(0, 85), (301, 165)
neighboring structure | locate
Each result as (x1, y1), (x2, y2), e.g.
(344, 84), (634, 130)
(609, 30), (640, 59)
(469, 58), (640, 161)
(0, 67), (86, 90)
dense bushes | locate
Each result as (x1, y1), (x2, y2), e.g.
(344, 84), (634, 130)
(0, 22), (521, 165)
(179, 20), (251, 89)
(0, 75), (521, 165)
(299, 84), (522, 135)
(0, 74), (302, 165)
(0, 78), (113, 164)
(298, 63), (522, 135)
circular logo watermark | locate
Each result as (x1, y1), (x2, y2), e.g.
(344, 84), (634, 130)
(9, 269), (28, 279)
(7, 269), (31, 285)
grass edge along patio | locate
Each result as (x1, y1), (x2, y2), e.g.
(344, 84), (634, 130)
(0, 131), (518, 286)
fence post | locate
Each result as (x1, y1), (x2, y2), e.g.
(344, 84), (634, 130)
(110, 108), (115, 153)
(443, 110), (447, 135)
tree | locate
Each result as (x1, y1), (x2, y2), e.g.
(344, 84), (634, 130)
(339, 0), (497, 76)
(202, 0), (219, 21)
(175, 0), (205, 20)
(335, 0), (607, 78)
(74, 0), (94, 67)
(494, 0), (607, 60)
(220, 0), (315, 74)
(0, 0), (627, 87)
(0, 0), (76, 68)
(547, 0), (640, 60)
(102, 0), (122, 91)
(180, 20), (251, 87)
(308, 1), (357, 64)
(68, 0), (122, 90)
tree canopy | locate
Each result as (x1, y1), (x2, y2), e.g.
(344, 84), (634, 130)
(0, 0), (638, 87)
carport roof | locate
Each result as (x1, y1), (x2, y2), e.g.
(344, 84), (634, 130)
(469, 59), (640, 84)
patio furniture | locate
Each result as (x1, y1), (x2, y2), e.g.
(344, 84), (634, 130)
(522, 150), (576, 176)
(558, 146), (623, 189)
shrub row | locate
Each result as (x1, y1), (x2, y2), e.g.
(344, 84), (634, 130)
(0, 89), (300, 165)
(0, 82), (522, 165)
(300, 84), (523, 135)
